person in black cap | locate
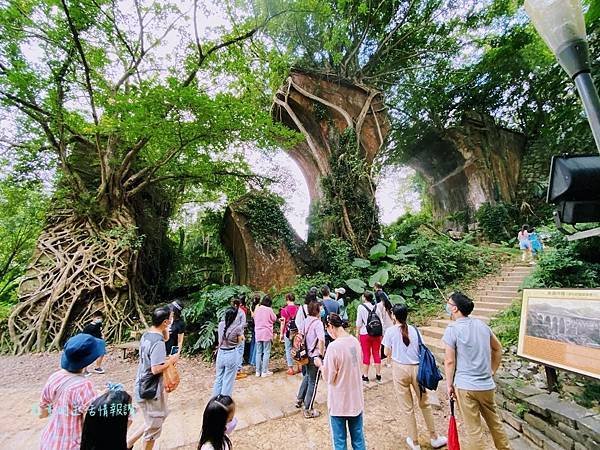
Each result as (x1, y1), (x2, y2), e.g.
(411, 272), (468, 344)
(165, 300), (185, 356)
(38, 333), (104, 450)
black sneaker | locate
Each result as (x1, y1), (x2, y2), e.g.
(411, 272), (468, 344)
(93, 367), (105, 374)
(375, 374), (382, 384)
(362, 375), (369, 385)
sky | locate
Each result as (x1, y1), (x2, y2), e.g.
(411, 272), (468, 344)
(244, 148), (421, 239)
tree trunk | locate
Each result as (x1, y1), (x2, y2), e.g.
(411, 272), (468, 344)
(272, 69), (390, 256)
(8, 207), (147, 353)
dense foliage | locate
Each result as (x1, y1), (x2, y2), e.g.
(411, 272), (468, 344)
(182, 284), (251, 355)
(0, 179), (48, 307)
(237, 191), (298, 253)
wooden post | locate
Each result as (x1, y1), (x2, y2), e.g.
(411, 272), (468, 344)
(545, 365), (558, 392)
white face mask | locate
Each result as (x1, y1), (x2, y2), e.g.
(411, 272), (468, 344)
(225, 416), (238, 435)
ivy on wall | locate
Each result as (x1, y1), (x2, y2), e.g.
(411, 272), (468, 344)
(237, 191), (297, 253)
(308, 127), (380, 256)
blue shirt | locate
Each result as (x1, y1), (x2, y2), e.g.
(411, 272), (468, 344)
(442, 317), (495, 391)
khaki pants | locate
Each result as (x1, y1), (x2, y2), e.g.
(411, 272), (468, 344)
(391, 362), (437, 442)
(456, 388), (510, 450)
(138, 391), (169, 442)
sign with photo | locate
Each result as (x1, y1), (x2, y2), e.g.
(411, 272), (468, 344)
(518, 289), (600, 379)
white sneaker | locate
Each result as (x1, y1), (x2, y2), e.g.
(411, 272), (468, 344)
(431, 436), (447, 448)
(261, 371), (273, 377)
(255, 372), (260, 377)
(406, 437), (421, 450)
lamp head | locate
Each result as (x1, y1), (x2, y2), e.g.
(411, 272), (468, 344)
(525, 0), (590, 78)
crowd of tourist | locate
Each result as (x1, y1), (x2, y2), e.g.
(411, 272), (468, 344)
(37, 287), (511, 450)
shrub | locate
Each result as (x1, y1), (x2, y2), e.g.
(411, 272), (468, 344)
(523, 247), (600, 289)
(183, 284), (251, 356)
(475, 202), (515, 243)
(384, 212), (432, 244)
(489, 301), (522, 347)
(320, 237), (360, 285)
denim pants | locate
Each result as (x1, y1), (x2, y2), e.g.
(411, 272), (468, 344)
(284, 335), (294, 367)
(213, 348), (238, 397)
(330, 413), (366, 450)
(236, 341), (244, 371)
(255, 340), (272, 374)
(248, 332), (256, 366)
(297, 359), (318, 410)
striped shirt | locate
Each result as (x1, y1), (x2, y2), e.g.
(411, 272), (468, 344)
(39, 370), (96, 450)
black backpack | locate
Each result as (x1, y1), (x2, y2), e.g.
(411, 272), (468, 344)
(361, 303), (383, 337)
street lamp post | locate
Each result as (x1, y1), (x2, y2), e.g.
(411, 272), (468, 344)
(525, 0), (600, 152)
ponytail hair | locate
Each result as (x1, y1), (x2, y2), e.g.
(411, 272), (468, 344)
(221, 307), (237, 343)
(392, 304), (410, 346)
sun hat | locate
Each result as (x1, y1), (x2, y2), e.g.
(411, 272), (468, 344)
(334, 287), (346, 295)
(61, 333), (106, 373)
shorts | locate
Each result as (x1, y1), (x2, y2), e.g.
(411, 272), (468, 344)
(138, 393), (169, 441)
(519, 241), (530, 250)
(359, 333), (382, 365)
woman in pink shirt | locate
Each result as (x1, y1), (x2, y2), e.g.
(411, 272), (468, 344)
(314, 313), (365, 450)
(253, 295), (277, 377)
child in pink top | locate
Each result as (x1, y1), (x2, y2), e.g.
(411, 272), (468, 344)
(253, 295), (277, 377)
(39, 333), (103, 450)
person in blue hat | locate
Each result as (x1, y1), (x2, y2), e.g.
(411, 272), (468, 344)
(38, 333), (104, 450)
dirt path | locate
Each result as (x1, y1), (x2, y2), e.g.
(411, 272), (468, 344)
(0, 349), (499, 449)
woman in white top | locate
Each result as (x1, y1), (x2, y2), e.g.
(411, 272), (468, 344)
(198, 394), (236, 450)
(375, 290), (394, 367)
(382, 304), (447, 450)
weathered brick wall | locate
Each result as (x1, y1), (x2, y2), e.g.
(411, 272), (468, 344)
(496, 373), (600, 450)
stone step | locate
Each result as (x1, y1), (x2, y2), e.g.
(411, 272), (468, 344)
(430, 314), (491, 329)
(422, 334), (445, 356)
(495, 281), (523, 288)
(475, 290), (521, 299)
(472, 307), (504, 318)
(508, 269), (534, 275)
(477, 295), (517, 303)
(475, 301), (513, 309)
(419, 326), (445, 339)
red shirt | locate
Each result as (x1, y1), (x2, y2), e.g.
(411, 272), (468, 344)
(281, 304), (299, 333)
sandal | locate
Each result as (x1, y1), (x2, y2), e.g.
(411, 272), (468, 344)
(286, 368), (295, 375)
(303, 409), (321, 419)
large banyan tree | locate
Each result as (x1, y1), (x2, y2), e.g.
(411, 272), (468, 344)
(260, 0), (468, 255)
(1, 0), (290, 352)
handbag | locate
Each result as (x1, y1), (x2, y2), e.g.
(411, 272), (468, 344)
(138, 340), (161, 399)
(139, 371), (160, 400)
(293, 319), (318, 366)
(415, 327), (443, 394)
(163, 364), (180, 392)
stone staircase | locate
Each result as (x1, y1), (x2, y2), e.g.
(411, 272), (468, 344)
(419, 262), (535, 361)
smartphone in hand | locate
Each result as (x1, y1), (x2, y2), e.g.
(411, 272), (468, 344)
(170, 346), (179, 355)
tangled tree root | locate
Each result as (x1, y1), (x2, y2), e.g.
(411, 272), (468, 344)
(8, 209), (147, 354)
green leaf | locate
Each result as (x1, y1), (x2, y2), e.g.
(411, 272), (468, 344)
(369, 243), (387, 260)
(369, 269), (389, 287)
(352, 258), (371, 268)
(389, 294), (404, 304)
(401, 285), (415, 297)
(387, 239), (397, 255)
(346, 278), (367, 293)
